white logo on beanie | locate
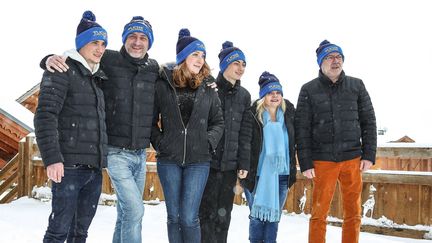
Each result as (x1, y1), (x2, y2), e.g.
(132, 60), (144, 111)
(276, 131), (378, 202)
(92, 30), (107, 39)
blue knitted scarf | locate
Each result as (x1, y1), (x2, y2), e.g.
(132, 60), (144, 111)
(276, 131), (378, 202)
(251, 108), (289, 222)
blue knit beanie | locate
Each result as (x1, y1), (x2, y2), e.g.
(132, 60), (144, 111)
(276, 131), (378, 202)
(75, 11), (108, 51)
(316, 40), (344, 67)
(176, 28), (206, 64)
(258, 71), (283, 99)
(218, 41), (246, 74)
(122, 16), (154, 50)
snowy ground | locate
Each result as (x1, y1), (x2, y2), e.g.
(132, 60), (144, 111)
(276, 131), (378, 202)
(0, 197), (431, 243)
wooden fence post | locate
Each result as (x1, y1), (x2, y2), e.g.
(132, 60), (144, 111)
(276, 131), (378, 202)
(23, 136), (34, 197)
(17, 137), (25, 198)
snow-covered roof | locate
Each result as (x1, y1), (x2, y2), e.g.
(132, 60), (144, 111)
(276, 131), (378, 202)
(0, 99), (34, 131)
(15, 83), (40, 104)
(378, 132), (432, 148)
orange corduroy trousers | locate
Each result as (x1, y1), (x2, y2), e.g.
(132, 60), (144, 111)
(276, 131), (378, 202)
(309, 157), (362, 243)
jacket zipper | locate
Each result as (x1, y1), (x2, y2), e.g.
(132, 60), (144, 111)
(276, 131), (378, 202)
(164, 69), (188, 166)
(89, 75), (103, 168)
(182, 128), (187, 165)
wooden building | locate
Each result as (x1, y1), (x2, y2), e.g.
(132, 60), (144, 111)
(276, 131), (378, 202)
(16, 83), (40, 114)
(0, 101), (34, 168)
(0, 83), (39, 168)
(390, 135), (416, 143)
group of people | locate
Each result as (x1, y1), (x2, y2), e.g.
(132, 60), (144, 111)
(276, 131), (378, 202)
(34, 10), (377, 243)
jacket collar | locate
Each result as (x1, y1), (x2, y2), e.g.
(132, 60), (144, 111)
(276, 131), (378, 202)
(75, 61), (108, 81)
(64, 49), (107, 80)
(160, 64), (175, 87)
(120, 46), (149, 65)
(318, 70), (346, 87)
(216, 72), (240, 93)
(64, 49), (101, 75)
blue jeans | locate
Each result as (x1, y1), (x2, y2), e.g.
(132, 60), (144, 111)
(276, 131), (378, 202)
(107, 146), (147, 243)
(244, 175), (289, 243)
(157, 161), (210, 243)
(43, 167), (102, 243)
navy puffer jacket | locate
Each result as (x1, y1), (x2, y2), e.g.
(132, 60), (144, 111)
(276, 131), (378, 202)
(295, 70), (377, 172)
(35, 58), (108, 168)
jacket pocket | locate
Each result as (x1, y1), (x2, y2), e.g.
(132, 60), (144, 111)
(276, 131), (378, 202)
(65, 117), (79, 148)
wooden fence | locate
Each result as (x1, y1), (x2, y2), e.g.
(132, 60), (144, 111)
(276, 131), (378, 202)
(0, 135), (39, 203)
(1, 135), (431, 229)
(374, 147), (432, 171)
(284, 170), (432, 226)
(0, 135), (165, 203)
(0, 154), (19, 203)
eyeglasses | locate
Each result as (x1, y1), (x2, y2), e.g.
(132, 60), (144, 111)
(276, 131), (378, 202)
(324, 55), (343, 61)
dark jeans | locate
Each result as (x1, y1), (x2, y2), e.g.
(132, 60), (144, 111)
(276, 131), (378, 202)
(43, 167), (102, 243)
(200, 169), (237, 243)
(244, 175), (289, 243)
(157, 161), (210, 243)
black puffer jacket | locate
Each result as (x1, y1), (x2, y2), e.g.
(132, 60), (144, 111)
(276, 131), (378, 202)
(100, 47), (159, 149)
(151, 65), (225, 165)
(212, 73), (252, 171)
(241, 99), (297, 192)
(39, 47), (159, 150)
(295, 70), (377, 172)
(34, 57), (108, 168)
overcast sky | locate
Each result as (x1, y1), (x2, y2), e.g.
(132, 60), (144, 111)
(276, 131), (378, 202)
(0, 0), (431, 143)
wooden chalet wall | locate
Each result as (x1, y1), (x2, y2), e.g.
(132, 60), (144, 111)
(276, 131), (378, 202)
(0, 114), (30, 168)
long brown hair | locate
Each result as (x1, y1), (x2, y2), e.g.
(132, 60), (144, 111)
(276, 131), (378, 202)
(172, 61), (211, 89)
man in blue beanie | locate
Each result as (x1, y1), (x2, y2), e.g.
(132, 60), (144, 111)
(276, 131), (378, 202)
(295, 40), (377, 243)
(199, 41), (252, 243)
(35, 10), (108, 242)
(42, 15), (159, 243)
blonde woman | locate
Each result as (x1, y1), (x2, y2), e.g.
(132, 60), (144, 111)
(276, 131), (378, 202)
(241, 71), (297, 243)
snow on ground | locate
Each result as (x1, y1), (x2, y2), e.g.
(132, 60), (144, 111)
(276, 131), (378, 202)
(0, 197), (431, 243)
